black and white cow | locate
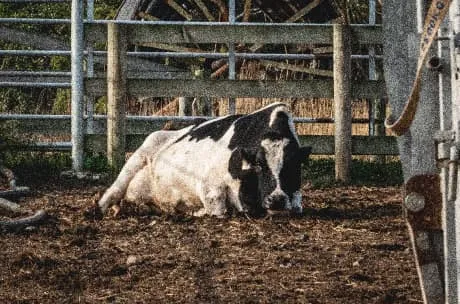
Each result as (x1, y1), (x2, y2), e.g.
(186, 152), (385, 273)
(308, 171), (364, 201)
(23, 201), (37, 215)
(98, 102), (311, 217)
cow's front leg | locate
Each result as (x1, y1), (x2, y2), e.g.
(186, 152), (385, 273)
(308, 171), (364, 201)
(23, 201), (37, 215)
(194, 186), (228, 218)
(98, 131), (174, 214)
(98, 153), (146, 214)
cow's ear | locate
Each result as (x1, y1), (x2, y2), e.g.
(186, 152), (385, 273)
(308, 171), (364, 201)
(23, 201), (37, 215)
(240, 148), (257, 165)
(299, 146), (312, 163)
(240, 148), (262, 174)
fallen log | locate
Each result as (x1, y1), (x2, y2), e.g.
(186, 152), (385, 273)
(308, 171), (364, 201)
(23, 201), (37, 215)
(0, 198), (22, 216)
(0, 210), (48, 232)
(0, 187), (30, 200)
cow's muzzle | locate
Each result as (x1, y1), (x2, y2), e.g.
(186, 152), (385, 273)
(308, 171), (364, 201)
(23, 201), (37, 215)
(263, 193), (289, 211)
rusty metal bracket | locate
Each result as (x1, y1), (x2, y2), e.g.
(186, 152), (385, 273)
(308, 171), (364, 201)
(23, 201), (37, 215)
(404, 174), (445, 303)
(435, 130), (455, 167)
(405, 174), (442, 230)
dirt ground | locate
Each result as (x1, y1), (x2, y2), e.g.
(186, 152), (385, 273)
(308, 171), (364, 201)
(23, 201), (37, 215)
(0, 179), (422, 303)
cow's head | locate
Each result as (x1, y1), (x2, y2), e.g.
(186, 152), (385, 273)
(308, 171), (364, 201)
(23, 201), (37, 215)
(239, 133), (311, 215)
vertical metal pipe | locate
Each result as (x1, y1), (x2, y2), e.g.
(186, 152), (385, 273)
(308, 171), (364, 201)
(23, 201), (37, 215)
(228, 0), (235, 23)
(416, 0), (424, 34)
(86, 0), (94, 21)
(439, 12), (457, 302)
(71, 0), (84, 172)
(86, 0), (94, 77)
(228, 0), (236, 114)
(451, 0), (460, 300)
(368, 0), (376, 136)
(86, 0), (95, 138)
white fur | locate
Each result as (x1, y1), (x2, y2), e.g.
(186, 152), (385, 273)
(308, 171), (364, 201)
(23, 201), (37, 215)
(98, 124), (247, 217)
(98, 127), (192, 213)
(149, 124), (246, 216)
(261, 137), (289, 195)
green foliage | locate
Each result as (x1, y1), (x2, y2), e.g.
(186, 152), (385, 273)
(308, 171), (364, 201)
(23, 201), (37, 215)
(94, 0), (120, 20)
(333, 0), (381, 24)
(52, 89), (71, 114)
(95, 96), (107, 114)
(303, 158), (403, 188)
(84, 153), (109, 173)
(2, 152), (71, 184)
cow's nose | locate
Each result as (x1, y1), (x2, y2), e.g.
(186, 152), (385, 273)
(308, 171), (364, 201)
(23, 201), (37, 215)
(265, 194), (288, 210)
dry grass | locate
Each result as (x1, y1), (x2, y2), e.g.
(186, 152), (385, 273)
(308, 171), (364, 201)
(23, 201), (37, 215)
(147, 60), (380, 137)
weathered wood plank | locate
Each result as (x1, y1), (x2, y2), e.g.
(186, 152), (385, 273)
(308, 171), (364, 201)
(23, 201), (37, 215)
(85, 23), (382, 45)
(85, 78), (385, 99)
(0, 116), (178, 135)
(107, 22), (128, 172)
(116, 0), (142, 20)
(334, 24), (352, 183)
(83, 134), (399, 155)
(2, 135), (398, 156)
(299, 135), (398, 155)
(0, 25), (69, 50)
(129, 23), (332, 44)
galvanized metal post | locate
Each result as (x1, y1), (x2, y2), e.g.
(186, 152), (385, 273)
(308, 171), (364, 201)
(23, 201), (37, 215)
(86, 0), (94, 77)
(71, 0), (84, 172)
(228, 0), (236, 114)
(333, 24), (352, 183)
(437, 5), (457, 302)
(86, 0), (95, 134)
(368, 0), (386, 163)
(450, 0), (460, 300)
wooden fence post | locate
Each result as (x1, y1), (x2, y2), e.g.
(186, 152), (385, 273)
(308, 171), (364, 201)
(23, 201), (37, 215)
(107, 22), (127, 174)
(333, 24), (352, 183)
(178, 97), (193, 116)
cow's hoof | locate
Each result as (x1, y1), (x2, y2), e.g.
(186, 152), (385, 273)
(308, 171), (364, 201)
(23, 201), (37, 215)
(83, 204), (103, 221)
(291, 206), (303, 215)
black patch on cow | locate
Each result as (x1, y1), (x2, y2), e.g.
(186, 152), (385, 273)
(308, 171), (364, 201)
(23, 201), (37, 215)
(174, 115), (242, 144)
(228, 148), (263, 215)
(270, 111), (293, 139)
(240, 169), (264, 216)
(280, 144), (312, 199)
(229, 104), (294, 150)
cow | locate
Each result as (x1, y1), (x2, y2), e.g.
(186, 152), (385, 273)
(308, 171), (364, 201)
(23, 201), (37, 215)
(97, 102), (311, 217)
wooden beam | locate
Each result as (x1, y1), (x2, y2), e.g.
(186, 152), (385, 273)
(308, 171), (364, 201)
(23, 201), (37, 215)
(127, 23), (333, 44)
(165, 0), (193, 20)
(116, 0), (142, 20)
(85, 23), (382, 45)
(243, 0), (252, 22)
(193, 0), (215, 21)
(286, 0), (324, 22)
(107, 22), (128, 173)
(138, 41), (204, 53)
(0, 26), (68, 50)
(249, 0), (325, 53)
(84, 134), (399, 155)
(259, 60), (333, 77)
(85, 78), (385, 99)
(137, 12), (160, 21)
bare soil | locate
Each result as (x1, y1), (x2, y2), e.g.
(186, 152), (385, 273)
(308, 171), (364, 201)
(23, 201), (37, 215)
(0, 180), (422, 303)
